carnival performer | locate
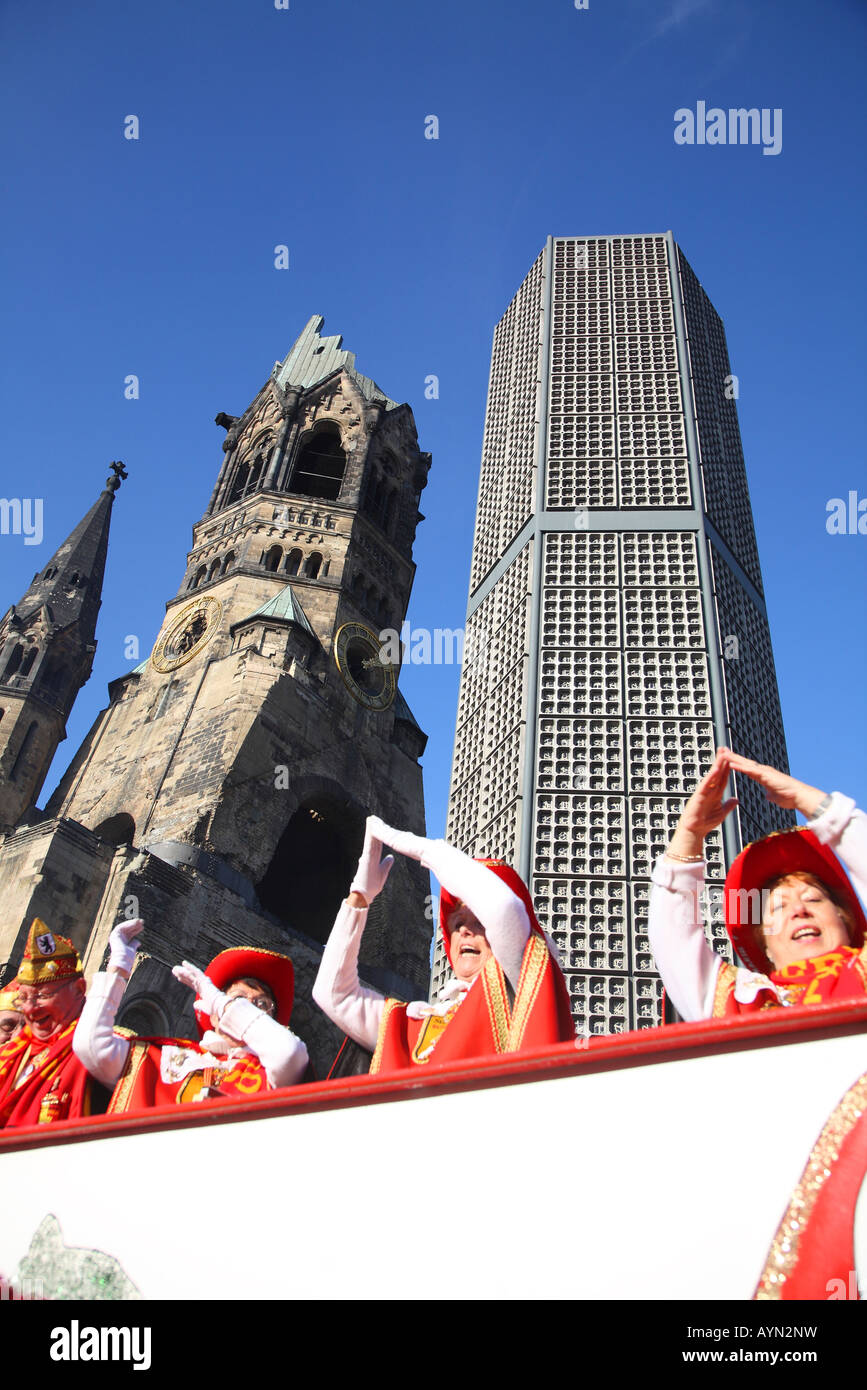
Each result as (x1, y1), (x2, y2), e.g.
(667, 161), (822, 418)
(648, 749), (867, 1019)
(313, 817), (574, 1073)
(0, 981), (24, 1046)
(73, 921), (310, 1109)
(0, 921), (106, 1128)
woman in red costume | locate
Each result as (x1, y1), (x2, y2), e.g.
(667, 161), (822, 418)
(74, 922), (309, 1109)
(313, 818), (574, 1073)
(648, 749), (867, 1018)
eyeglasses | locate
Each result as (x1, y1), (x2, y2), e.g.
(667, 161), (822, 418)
(16, 981), (75, 1005)
(226, 990), (275, 1016)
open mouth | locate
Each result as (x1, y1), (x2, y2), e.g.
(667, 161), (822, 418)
(791, 926), (820, 941)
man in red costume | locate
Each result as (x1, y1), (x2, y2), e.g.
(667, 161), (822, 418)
(648, 750), (867, 1018)
(313, 818), (574, 1073)
(0, 921), (103, 1128)
(74, 921), (309, 1110)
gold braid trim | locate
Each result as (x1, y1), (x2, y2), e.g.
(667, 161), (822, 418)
(369, 998), (403, 1076)
(755, 1070), (867, 1299)
(507, 935), (550, 1051)
(712, 961), (738, 1017)
(481, 957), (511, 1054)
(107, 1040), (151, 1114)
(853, 943), (867, 993)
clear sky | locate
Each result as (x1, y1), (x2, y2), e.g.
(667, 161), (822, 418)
(2, 0), (865, 840)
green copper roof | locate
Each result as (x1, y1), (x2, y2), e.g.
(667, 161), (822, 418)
(247, 584), (316, 637)
(393, 687), (422, 731)
(273, 315), (398, 410)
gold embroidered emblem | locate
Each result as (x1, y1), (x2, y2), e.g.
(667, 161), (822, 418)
(411, 1008), (459, 1064)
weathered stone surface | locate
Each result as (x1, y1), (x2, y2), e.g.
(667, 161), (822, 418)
(0, 326), (433, 1082)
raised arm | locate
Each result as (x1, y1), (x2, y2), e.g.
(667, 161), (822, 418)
(368, 818), (530, 990)
(311, 826), (392, 1051)
(72, 919), (141, 1087)
(172, 962), (309, 1088)
(648, 753), (735, 1019)
(722, 752), (867, 909)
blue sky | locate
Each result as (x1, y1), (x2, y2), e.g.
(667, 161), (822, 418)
(1, 0), (865, 837)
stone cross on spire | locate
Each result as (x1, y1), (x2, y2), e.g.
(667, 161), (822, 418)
(106, 461), (128, 493)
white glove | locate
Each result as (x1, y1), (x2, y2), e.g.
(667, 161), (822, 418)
(366, 816), (429, 864)
(349, 820), (395, 901)
(108, 918), (144, 973)
(172, 961), (227, 1023)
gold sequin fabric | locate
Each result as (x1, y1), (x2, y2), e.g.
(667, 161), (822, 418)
(755, 1070), (867, 1299)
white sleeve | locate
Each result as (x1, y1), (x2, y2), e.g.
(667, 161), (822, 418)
(216, 996), (309, 1088)
(648, 858), (722, 1021)
(808, 794), (867, 909)
(72, 971), (131, 1087)
(312, 901), (385, 1052)
(421, 841), (530, 991)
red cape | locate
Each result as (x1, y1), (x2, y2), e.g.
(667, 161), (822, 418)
(108, 1036), (274, 1112)
(370, 930), (574, 1075)
(756, 1070), (867, 1300)
(0, 1021), (95, 1128)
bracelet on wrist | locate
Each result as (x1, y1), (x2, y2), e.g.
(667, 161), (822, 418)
(665, 851), (705, 864)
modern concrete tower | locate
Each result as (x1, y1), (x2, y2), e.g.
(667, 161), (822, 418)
(0, 318), (432, 1075)
(438, 234), (794, 1032)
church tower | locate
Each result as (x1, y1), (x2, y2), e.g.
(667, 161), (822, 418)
(0, 320), (431, 1072)
(0, 464), (126, 833)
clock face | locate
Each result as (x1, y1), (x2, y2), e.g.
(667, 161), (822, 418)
(151, 596), (222, 672)
(333, 622), (396, 711)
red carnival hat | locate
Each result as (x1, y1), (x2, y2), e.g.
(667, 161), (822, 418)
(725, 827), (867, 974)
(204, 947), (294, 1027)
(439, 860), (543, 955)
(17, 919), (83, 986)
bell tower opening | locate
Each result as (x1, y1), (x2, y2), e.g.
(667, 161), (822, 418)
(289, 424), (346, 501)
(257, 796), (362, 943)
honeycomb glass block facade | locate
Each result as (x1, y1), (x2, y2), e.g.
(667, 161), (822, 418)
(436, 234), (794, 1031)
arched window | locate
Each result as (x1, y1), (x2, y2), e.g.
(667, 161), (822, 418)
(19, 647), (38, 678)
(10, 721), (37, 781)
(207, 558), (221, 581)
(117, 996), (170, 1037)
(190, 565), (207, 590)
(363, 470), (390, 530)
(94, 812), (136, 846)
(303, 552), (322, 579)
(3, 644), (24, 679)
(220, 551), (235, 575)
(227, 462), (250, 506)
(290, 425), (346, 501)
(284, 549), (302, 576)
(264, 545), (282, 573)
(40, 659), (67, 696)
(257, 799), (362, 942)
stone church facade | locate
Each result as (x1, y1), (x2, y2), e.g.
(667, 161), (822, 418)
(0, 317), (432, 1076)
